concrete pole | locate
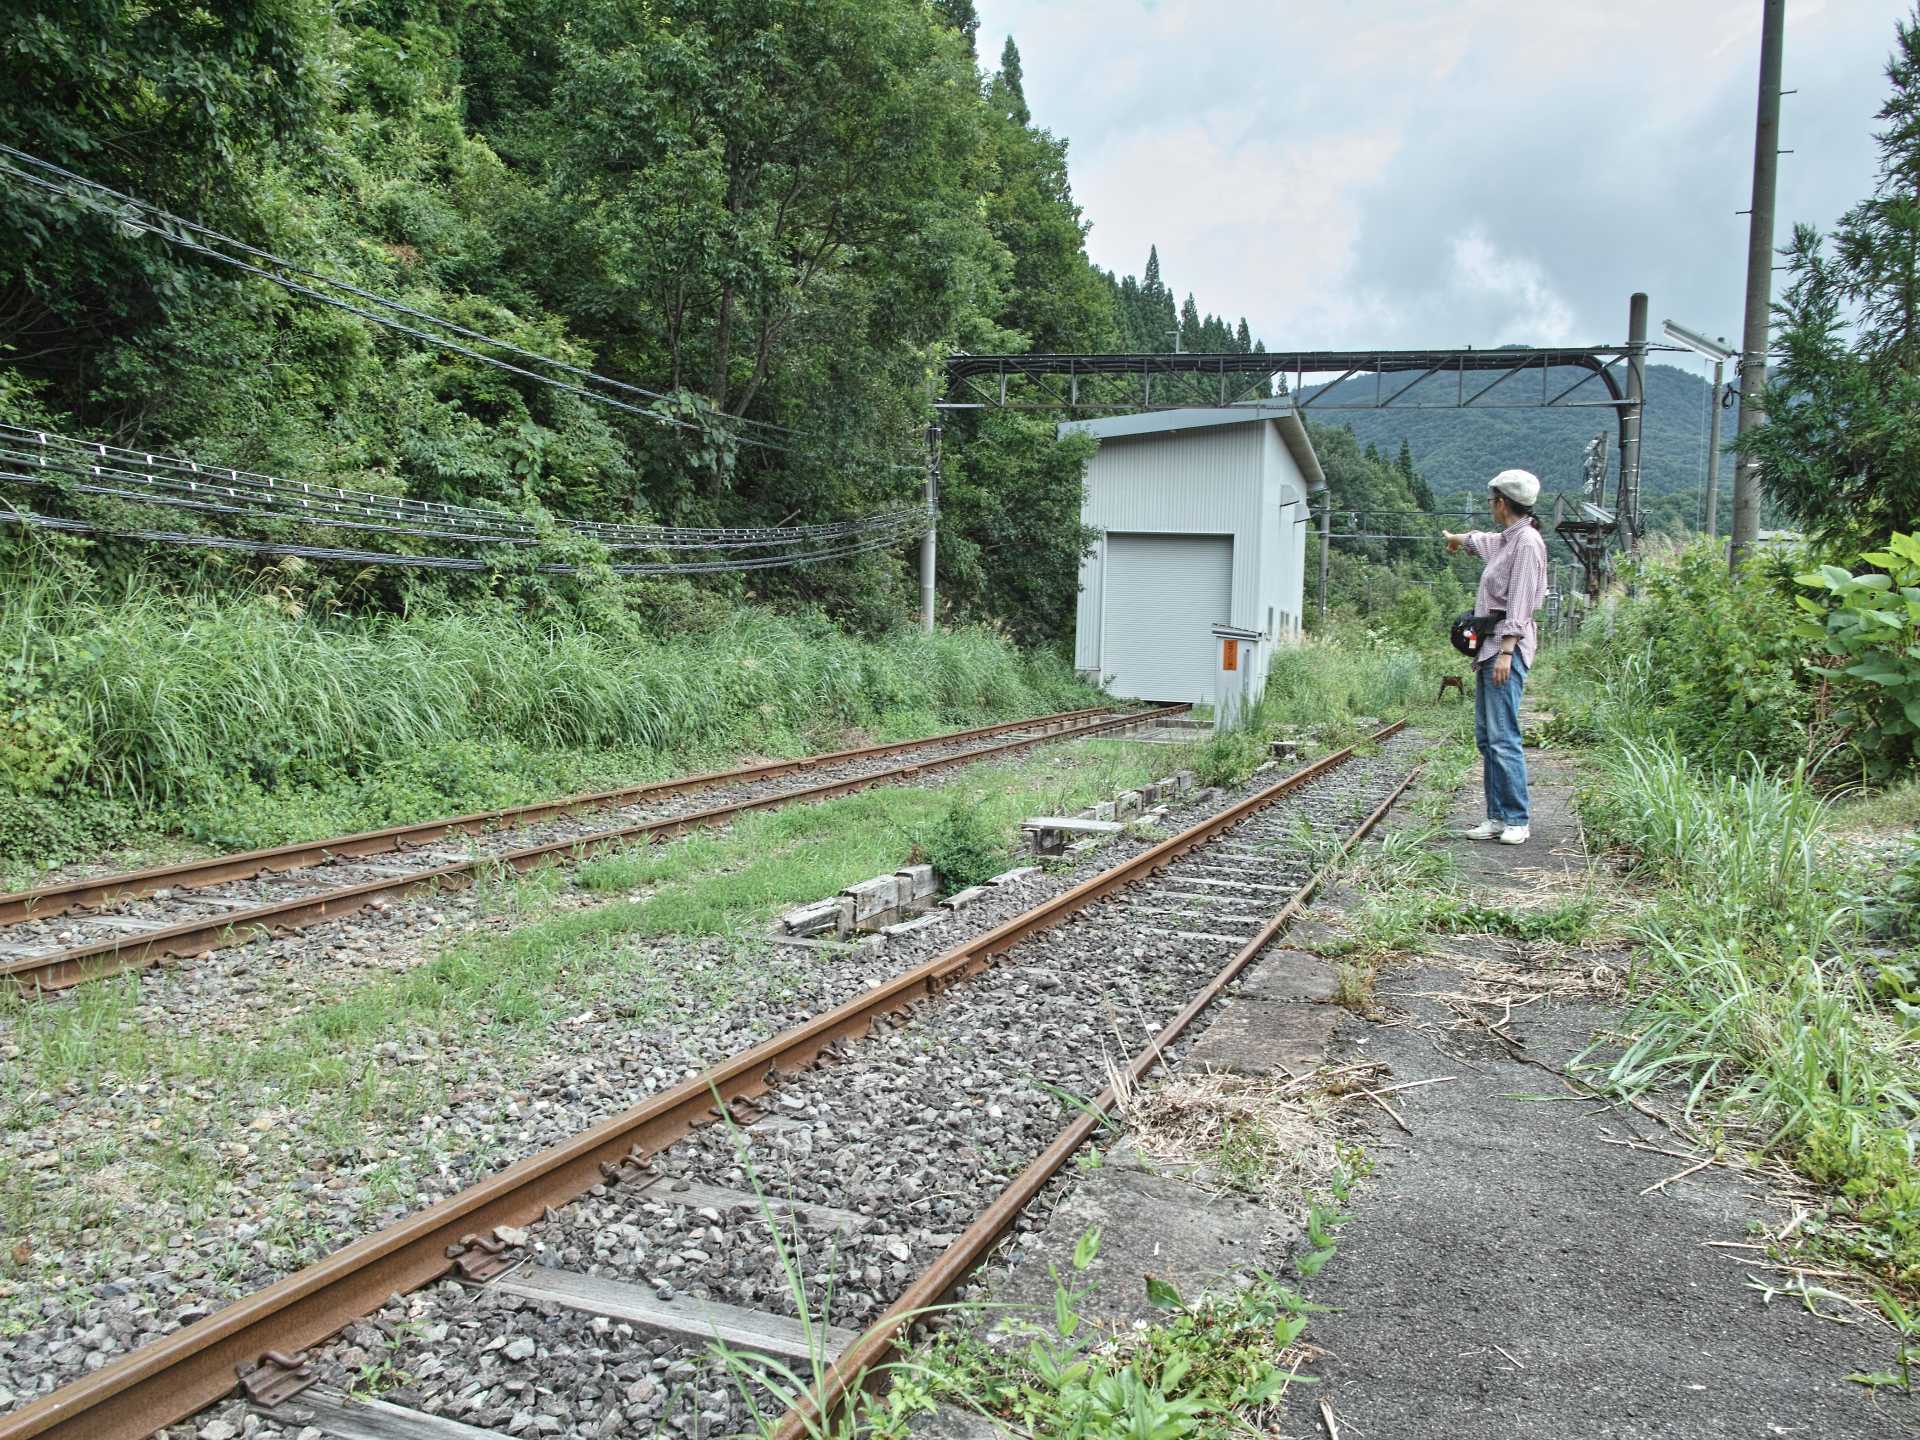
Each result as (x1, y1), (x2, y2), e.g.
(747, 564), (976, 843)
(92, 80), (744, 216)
(1732, 0), (1786, 570)
(920, 420), (941, 633)
(1619, 293), (1648, 556)
(1704, 358), (1724, 543)
(1316, 495), (1331, 623)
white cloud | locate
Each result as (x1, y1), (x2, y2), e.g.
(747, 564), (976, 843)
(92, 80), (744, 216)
(977, 0), (1900, 350)
(1448, 227), (1577, 344)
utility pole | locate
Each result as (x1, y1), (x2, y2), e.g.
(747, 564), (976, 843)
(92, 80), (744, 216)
(1732, 0), (1786, 570)
(920, 419), (941, 633)
(1705, 360), (1725, 542)
(1662, 319), (1736, 548)
(1317, 495), (1331, 624)
(1619, 293), (1648, 556)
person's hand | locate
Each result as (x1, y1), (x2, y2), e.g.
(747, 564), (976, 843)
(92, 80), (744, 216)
(1489, 651), (1512, 686)
(1443, 530), (1463, 554)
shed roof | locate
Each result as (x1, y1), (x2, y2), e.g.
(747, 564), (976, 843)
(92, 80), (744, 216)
(1060, 402), (1326, 493)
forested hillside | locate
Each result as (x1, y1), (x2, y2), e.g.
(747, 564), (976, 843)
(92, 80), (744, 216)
(0, 3), (1127, 643)
(1305, 360), (1733, 538)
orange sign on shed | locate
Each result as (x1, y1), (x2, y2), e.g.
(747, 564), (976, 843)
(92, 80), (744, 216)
(1221, 638), (1238, 672)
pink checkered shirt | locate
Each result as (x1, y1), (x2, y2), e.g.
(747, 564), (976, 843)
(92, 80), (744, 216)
(1463, 519), (1548, 668)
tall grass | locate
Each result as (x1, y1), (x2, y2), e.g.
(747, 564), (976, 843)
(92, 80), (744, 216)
(1588, 737), (1838, 947)
(1186, 632), (1438, 788)
(1575, 731), (1920, 1282)
(6, 589), (1098, 809)
(1260, 634), (1429, 735)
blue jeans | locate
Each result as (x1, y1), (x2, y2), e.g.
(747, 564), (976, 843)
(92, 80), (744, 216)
(1474, 652), (1530, 826)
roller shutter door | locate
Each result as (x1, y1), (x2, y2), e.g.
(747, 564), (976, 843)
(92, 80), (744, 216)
(1102, 533), (1233, 703)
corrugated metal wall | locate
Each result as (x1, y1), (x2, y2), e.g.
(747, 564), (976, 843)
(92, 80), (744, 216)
(1073, 416), (1309, 690)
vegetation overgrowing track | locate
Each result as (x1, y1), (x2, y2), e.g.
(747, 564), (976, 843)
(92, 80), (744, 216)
(0, 720), (1421, 1440)
(0, 704), (1178, 993)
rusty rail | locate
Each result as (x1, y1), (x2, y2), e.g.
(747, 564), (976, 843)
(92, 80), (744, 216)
(2, 705), (1182, 993)
(0, 721), (1404, 1440)
(0, 705), (1122, 928)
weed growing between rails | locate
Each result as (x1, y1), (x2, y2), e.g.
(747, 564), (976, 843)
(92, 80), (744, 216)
(0, 738), (1172, 1324)
(723, 1221), (1341, 1439)
(814, 1154), (1377, 1438)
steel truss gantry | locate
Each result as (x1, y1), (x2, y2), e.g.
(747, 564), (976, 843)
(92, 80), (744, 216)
(944, 345), (1638, 418)
(931, 298), (1651, 627)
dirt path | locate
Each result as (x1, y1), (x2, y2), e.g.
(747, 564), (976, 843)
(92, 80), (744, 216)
(1301, 751), (1916, 1438)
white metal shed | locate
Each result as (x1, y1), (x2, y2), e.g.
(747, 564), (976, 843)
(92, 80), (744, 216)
(1064, 404), (1324, 706)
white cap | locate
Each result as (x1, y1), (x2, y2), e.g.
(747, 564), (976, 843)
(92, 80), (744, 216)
(1489, 468), (1540, 508)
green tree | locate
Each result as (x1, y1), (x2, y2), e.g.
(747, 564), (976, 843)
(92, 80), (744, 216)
(933, 0), (981, 56)
(0, 0), (325, 429)
(1740, 7), (1920, 547)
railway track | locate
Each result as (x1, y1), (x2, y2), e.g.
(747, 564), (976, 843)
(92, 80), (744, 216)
(0, 719), (1424, 1440)
(0, 703), (1179, 992)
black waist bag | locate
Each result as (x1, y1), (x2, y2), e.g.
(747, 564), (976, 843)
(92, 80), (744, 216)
(1449, 610), (1506, 658)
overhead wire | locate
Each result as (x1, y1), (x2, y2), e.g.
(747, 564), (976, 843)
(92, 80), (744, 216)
(2, 439), (924, 552)
(0, 428), (928, 559)
(0, 499), (922, 575)
(0, 461), (927, 554)
(5, 425), (915, 544)
(0, 148), (937, 575)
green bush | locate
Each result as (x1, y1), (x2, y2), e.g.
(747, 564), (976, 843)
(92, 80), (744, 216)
(0, 791), (144, 880)
(1794, 531), (1920, 779)
(1191, 728), (1266, 789)
(1564, 544), (1816, 769)
(0, 654), (85, 796)
(917, 798), (1011, 890)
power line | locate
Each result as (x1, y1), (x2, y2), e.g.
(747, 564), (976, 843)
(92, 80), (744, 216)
(0, 460), (927, 554)
(1, 426), (925, 550)
(0, 501), (924, 576)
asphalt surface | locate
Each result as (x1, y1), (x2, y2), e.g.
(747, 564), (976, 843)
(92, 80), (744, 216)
(1299, 752), (1917, 1438)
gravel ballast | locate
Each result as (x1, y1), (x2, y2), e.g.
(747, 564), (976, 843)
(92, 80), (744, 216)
(150, 732), (1429, 1440)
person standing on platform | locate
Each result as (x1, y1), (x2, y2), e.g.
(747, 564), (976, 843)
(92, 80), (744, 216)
(1443, 469), (1549, 846)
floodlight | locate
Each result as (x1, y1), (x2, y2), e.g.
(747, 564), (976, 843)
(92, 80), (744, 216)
(1662, 320), (1735, 364)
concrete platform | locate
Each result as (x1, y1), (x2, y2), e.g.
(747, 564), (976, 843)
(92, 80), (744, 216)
(1441, 749), (1589, 893)
(986, 1165), (1273, 1335)
(909, 1406), (1013, 1438)
(1181, 998), (1340, 1077)
(1237, 948), (1340, 1003)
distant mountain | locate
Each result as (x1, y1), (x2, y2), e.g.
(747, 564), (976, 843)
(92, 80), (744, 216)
(1299, 359), (1735, 535)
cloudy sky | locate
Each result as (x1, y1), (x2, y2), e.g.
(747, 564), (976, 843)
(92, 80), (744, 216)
(973, 0), (1905, 365)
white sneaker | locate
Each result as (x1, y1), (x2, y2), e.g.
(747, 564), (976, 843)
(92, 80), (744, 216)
(1463, 820), (1501, 840)
(1497, 825), (1531, 846)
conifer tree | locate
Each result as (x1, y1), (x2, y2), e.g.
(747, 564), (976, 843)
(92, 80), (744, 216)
(932, 0), (980, 56)
(1235, 317), (1252, 353)
(998, 36), (1030, 126)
